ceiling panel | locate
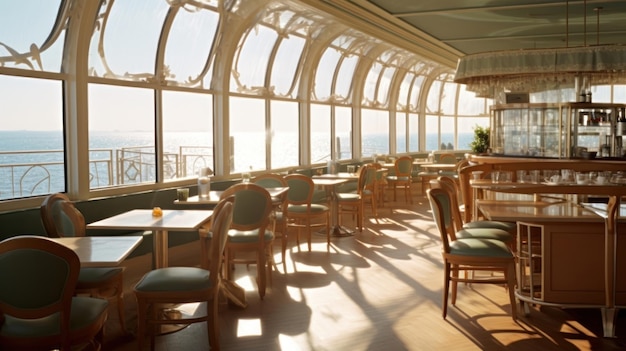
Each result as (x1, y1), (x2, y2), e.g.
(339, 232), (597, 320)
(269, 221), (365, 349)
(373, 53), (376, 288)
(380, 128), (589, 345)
(360, 0), (626, 55)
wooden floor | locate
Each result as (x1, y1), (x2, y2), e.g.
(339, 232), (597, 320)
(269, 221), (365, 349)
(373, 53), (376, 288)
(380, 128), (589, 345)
(102, 187), (626, 351)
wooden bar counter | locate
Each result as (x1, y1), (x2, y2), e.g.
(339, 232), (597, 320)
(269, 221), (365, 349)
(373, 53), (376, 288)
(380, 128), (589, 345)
(461, 158), (626, 338)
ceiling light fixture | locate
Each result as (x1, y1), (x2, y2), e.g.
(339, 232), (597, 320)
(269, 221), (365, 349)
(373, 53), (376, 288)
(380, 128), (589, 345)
(453, 1), (626, 100)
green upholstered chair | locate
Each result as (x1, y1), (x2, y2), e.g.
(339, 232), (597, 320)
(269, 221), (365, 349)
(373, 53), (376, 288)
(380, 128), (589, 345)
(220, 183), (274, 299)
(134, 197), (234, 350)
(336, 164), (377, 231)
(0, 235), (109, 351)
(386, 156), (414, 203)
(40, 193), (127, 334)
(427, 188), (517, 320)
(436, 176), (516, 237)
(253, 173), (289, 271)
(284, 174), (330, 251)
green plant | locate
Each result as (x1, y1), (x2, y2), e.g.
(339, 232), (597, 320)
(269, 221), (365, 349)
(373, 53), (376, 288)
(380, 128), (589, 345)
(470, 125), (490, 154)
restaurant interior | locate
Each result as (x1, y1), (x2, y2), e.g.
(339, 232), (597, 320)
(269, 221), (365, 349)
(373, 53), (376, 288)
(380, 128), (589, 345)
(1, 1), (626, 350)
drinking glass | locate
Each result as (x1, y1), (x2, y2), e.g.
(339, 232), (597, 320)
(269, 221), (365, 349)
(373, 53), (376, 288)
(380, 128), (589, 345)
(347, 165), (356, 174)
(176, 188), (189, 201)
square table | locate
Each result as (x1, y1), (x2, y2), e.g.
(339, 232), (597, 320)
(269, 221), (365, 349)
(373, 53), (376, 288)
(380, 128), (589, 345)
(312, 177), (351, 236)
(87, 209), (213, 268)
(50, 236), (143, 267)
(175, 187), (289, 205)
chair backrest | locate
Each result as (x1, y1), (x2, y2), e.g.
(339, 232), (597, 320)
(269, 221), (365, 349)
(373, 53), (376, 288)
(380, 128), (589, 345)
(0, 235), (80, 348)
(284, 173), (314, 205)
(219, 183), (272, 231)
(437, 176), (464, 232)
(207, 197), (234, 278)
(439, 153), (457, 164)
(394, 156), (413, 176)
(361, 164), (378, 193)
(40, 193), (86, 238)
(253, 173), (286, 188)
(426, 188), (453, 253)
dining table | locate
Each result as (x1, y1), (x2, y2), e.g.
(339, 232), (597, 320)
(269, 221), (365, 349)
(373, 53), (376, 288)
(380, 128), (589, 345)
(50, 236), (143, 267)
(86, 209), (213, 269)
(312, 176), (351, 236)
(419, 163), (457, 172)
(175, 187), (289, 205)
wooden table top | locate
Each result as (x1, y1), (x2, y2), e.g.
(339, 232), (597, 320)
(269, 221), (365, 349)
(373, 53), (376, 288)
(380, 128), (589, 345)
(51, 236), (143, 267)
(87, 209), (214, 232)
(175, 187), (289, 205)
(420, 163), (457, 171)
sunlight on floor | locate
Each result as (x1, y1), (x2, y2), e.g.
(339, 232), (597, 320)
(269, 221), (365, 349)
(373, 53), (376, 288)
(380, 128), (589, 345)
(236, 318), (262, 337)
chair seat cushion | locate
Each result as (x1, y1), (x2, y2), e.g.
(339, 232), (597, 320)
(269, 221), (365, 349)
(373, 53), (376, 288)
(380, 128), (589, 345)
(228, 228), (274, 243)
(287, 204), (328, 214)
(0, 296), (108, 339)
(463, 220), (516, 234)
(456, 227), (512, 242)
(77, 266), (123, 284)
(337, 193), (360, 202)
(449, 238), (513, 257)
(135, 267), (212, 292)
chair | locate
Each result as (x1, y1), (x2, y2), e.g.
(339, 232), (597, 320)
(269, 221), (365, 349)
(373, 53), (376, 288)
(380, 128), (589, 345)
(435, 176), (516, 236)
(337, 164), (377, 231)
(134, 197), (234, 351)
(370, 162), (388, 207)
(253, 173), (289, 271)
(429, 177), (513, 244)
(284, 173), (330, 251)
(220, 183), (274, 299)
(0, 235), (109, 351)
(386, 156), (414, 203)
(427, 188), (517, 320)
(40, 193), (127, 333)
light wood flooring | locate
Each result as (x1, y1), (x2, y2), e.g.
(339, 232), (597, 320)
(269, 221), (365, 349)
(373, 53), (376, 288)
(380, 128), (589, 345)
(102, 188), (626, 351)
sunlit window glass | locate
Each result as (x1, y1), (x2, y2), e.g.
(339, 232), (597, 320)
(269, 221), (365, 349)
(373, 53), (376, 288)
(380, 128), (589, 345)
(162, 91), (214, 180)
(361, 108), (389, 157)
(230, 97), (266, 172)
(0, 0), (65, 72)
(408, 113), (419, 152)
(311, 104), (331, 163)
(396, 113), (407, 153)
(335, 106), (352, 159)
(270, 100), (299, 168)
(0, 76), (64, 199)
(425, 114), (439, 152)
(88, 84), (155, 188)
(440, 116), (455, 150)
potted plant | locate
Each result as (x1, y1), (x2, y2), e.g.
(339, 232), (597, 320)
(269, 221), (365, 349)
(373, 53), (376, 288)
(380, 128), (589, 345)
(470, 125), (490, 154)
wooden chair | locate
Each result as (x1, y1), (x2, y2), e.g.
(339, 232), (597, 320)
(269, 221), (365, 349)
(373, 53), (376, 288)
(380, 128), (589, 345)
(429, 178), (513, 243)
(134, 197), (234, 350)
(220, 183), (274, 299)
(370, 162), (388, 207)
(40, 193), (127, 334)
(336, 164), (377, 231)
(284, 174), (330, 251)
(386, 156), (414, 203)
(253, 173), (289, 271)
(427, 188), (517, 320)
(436, 176), (516, 237)
(0, 236), (109, 351)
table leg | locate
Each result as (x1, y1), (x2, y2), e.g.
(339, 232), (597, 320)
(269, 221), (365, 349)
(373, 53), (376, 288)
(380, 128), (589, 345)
(329, 185), (354, 237)
(152, 229), (168, 269)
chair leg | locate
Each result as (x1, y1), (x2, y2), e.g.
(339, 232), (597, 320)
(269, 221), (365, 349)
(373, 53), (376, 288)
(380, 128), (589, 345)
(208, 291), (220, 350)
(257, 249), (266, 299)
(281, 231), (287, 272)
(443, 262), (451, 319)
(506, 262), (518, 320)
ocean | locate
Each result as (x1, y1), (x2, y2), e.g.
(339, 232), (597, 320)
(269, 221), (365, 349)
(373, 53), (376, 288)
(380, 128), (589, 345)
(0, 130), (473, 199)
